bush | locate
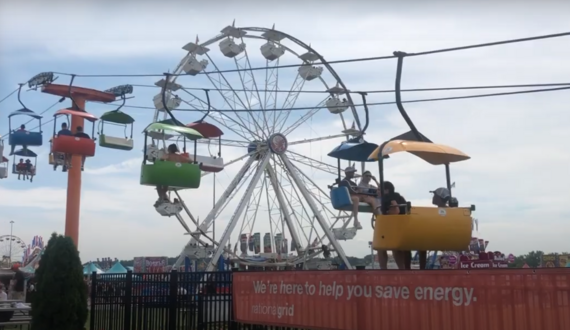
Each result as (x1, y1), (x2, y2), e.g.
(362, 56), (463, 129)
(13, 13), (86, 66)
(31, 233), (87, 330)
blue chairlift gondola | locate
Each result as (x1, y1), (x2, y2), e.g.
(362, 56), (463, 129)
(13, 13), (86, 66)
(8, 84), (44, 154)
(327, 136), (379, 213)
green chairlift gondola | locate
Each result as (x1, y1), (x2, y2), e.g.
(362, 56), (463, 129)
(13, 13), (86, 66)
(140, 122), (203, 190)
(99, 85), (136, 151)
(99, 110), (135, 150)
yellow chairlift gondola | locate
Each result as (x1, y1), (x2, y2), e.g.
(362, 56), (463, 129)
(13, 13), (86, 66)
(367, 51), (475, 253)
(368, 140), (474, 252)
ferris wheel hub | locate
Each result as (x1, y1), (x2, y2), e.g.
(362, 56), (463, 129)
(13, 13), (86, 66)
(268, 133), (288, 154)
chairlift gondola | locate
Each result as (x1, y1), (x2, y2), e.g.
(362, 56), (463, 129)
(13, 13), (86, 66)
(99, 85), (135, 151)
(328, 137), (379, 214)
(367, 52), (475, 253)
(0, 155), (8, 179)
(8, 84), (43, 150)
(186, 121), (224, 173)
(99, 111), (135, 151)
(51, 109), (98, 157)
(141, 122), (203, 189)
(11, 148), (37, 180)
(327, 92), (377, 215)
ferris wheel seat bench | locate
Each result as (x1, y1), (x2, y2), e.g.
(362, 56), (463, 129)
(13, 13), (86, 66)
(11, 164), (36, 175)
(140, 161), (201, 189)
(330, 186), (375, 213)
(98, 134), (134, 151)
(372, 207), (472, 251)
(9, 131), (42, 147)
(51, 135), (96, 157)
(195, 155), (224, 173)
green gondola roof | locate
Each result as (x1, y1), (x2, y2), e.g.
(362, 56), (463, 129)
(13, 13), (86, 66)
(143, 122), (203, 140)
(100, 110), (135, 124)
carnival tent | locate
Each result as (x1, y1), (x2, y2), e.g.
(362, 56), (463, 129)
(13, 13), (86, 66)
(106, 261), (128, 274)
(84, 262), (104, 275)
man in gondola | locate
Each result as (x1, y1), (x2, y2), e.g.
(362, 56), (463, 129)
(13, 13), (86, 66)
(9, 124), (27, 155)
(74, 126), (90, 171)
(54, 122), (72, 171)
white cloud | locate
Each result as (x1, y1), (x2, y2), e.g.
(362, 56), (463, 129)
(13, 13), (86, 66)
(0, 1), (569, 263)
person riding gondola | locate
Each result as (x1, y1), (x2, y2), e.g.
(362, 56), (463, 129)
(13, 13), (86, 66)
(381, 181), (411, 269)
(155, 144), (193, 205)
(9, 125), (27, 155)
(74, 126), (90, 171)
(339, 166), (380, 230)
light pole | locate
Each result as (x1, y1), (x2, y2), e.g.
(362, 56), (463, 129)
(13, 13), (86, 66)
(9, 221), (14, 266)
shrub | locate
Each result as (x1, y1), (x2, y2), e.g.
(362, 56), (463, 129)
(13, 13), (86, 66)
(31, 233), (87, 330)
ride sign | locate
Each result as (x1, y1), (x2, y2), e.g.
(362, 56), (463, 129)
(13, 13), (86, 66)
(233, 269), (570, 330)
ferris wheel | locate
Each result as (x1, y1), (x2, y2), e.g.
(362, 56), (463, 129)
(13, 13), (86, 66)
(0, 235), (26, 268)
(149, 23), (368, 271)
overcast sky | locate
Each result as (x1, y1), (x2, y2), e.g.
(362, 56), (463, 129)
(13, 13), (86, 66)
(1, 1), (569, 263)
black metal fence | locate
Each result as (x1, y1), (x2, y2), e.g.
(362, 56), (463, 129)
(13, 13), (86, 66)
(89, 270), (298, 330)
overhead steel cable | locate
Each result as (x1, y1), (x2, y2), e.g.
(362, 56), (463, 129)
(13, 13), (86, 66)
(93, 85), (570, 112)
(0, 88), (19, 106)
(131, 82), (570, 95)
(44, 31), (570, 78)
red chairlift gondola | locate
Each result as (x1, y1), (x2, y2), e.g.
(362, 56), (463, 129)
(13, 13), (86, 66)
(186, 121), (224, 173)
(51, 109), (98, 157)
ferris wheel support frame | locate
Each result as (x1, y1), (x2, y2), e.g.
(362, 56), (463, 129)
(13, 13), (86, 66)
(280, 153), (351, 268)
(204, 153), (271, 272)
(265, 164), (304, 253)
(173, 155), (257, 268)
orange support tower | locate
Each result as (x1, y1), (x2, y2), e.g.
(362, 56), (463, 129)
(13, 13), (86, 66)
(42, 84), (116, 247)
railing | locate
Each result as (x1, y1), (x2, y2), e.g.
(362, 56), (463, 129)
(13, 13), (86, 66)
(89, 270), (297, 330)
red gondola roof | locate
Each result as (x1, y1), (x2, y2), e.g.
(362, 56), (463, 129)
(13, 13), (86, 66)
(54, 109), (98, 122)
(186, 122), (223, 138)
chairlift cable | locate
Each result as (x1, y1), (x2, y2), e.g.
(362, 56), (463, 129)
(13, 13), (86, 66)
(130, 82), (570, 95)
(46, 31), (570, 78)
(4, 84), (566, 142)
(94, 85), (570, 113)
(0, 88), (18, 106)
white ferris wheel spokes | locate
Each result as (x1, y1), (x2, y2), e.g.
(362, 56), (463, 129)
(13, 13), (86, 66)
(152, 24), (366, 271)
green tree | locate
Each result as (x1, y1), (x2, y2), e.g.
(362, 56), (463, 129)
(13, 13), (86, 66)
(509, 250), (544, 268)
(32, 233), (87, 330)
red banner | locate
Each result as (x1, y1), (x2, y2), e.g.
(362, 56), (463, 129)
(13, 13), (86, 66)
(233, 269), (570, 330)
